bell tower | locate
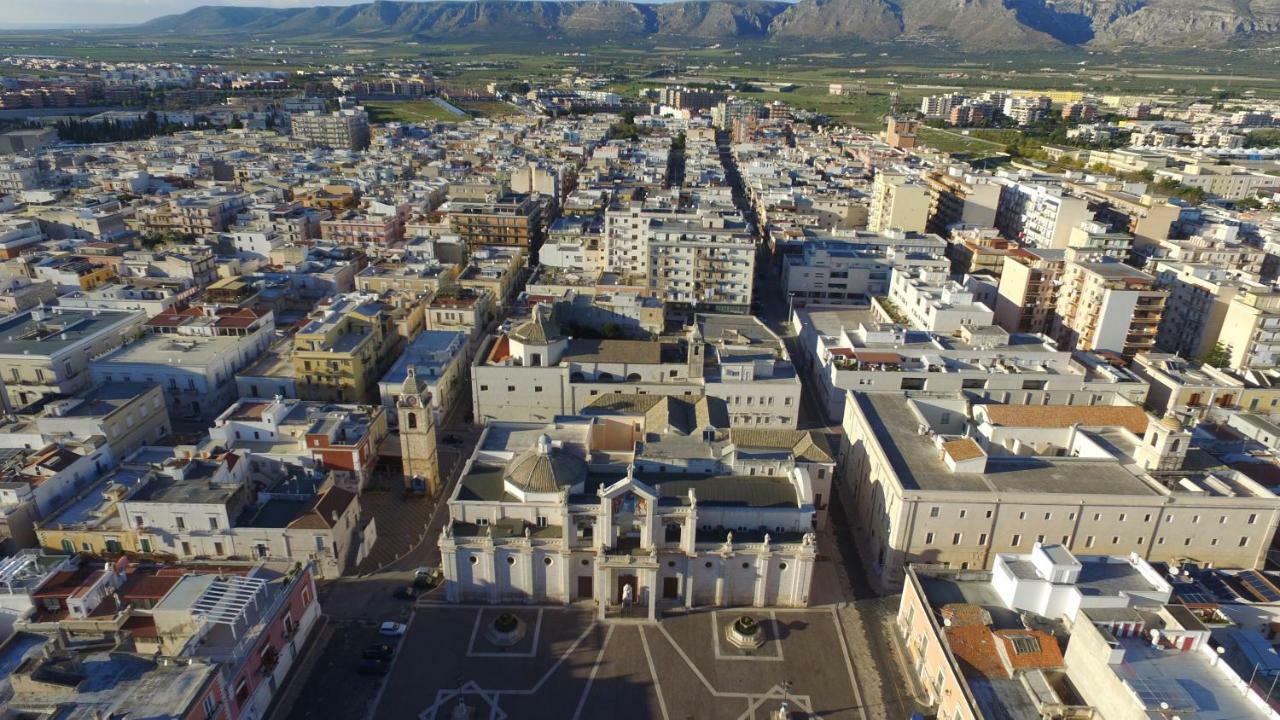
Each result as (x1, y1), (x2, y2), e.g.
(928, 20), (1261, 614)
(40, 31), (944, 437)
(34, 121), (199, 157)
(687, 322), (705, 380)
(398, 366), (440, 495)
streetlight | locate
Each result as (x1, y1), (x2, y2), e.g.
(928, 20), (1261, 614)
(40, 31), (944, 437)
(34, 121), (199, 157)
(777, 679), (793, 720)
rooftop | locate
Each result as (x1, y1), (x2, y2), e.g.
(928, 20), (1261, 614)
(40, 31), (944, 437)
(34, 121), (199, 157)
(0, 307), (142, 358)
(858, 394), (1156, 495)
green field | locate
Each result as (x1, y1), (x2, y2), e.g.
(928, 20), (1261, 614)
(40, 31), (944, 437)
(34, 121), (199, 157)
(917, 127), (1009, 156)
(363, 100), (465, 123)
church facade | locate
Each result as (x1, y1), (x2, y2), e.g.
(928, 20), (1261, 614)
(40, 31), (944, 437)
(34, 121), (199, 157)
(438, 418), (824, 618)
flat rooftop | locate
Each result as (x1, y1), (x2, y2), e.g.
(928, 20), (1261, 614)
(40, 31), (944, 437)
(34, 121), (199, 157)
(94, 332), (249, 367)
(1111, 636), (1258, 719)
(0, 307), (140, 357)
(859, 394), (1156, 496)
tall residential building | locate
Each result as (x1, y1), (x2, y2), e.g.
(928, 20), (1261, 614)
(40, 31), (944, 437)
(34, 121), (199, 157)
(993, 247), (1066, 335)
(1218, 288), (1280, 371)
(1063, 220), (1133, 263)
(885, 116), (919, 150)
(445, 192), (545, 250)
(996, 181), (1094, 249)
(923, 168), (1002, 235)
(645, 215), (755, 313)
(1153, 262), (1245, 361)
(291, 107), (371, 151)
(869, 172), (930, 234)
(1053, 261), (1166, 357)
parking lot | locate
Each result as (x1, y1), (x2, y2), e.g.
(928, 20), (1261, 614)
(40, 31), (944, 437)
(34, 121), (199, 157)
(369, 605), (867, 720)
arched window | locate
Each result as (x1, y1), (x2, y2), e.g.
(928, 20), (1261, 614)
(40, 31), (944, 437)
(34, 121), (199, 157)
(407, 412), (417, 430)
(626, 373), (641, 382)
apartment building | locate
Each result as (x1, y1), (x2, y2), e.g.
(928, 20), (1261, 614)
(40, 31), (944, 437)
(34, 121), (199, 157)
(1063, 220), (1133, 263)
(3, 554), (321, 720)
(34, 382), (171, 459)
(376, 329), (468, 425)
(291, 107), (371, 151)
(1053, 261), (1166, 357)
(320, 209), (406, 247)
(996, 180), (1094, 249)
(292, 294), (399, 404)
(897, 549), (1275, 720)
(57, 283), (181, 318)
(792, 305), (1148, 423)
(1218, 287), (1280, 371)
(1131, 352), (1256, 420)
(423, 286), (495, 341)
(780, 231), (949, 306)
(868, 171), (930, 234)
(0, 306), (146, 410)
(89, 307), (275, 422)
(0, 216), (44, 259)
(0, 277), (56, 313)
(841, 392), (1280, 593)
(445, 192), (545, 250)
(924, 168), (1002, 236)
(887, 268), (995, 333)
(1152, 262), (1248, 361)
(993, 247), (1066, 335)
(645, 215), (755, 313)
(1154, 163), (1274, 200)
(472, 311), (801, 428)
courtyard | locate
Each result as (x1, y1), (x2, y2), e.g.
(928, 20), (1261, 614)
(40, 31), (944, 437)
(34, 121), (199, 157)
(370, 605), (868, 720)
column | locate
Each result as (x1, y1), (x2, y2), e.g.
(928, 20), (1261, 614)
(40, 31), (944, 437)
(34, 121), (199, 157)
(647, 568), (657, 621)
(596, 563), (608, 621)
(753, 555), (768, 608)
(442, 547), (459, 603)
(560, 551), (572, 605)
(487, 550), (500, 604)
(521, 547), (535, 604)
(714, 560), (726, 607)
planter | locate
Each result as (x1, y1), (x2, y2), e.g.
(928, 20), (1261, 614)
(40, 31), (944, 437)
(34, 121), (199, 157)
(485, 612), (526, 647)
(726, 615), (764, 650)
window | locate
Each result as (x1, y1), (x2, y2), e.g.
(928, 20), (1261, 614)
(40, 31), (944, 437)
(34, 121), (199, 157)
(952, 533), (962, 545)
(1240, 537), (1250, 547)
(925, 532), (935, 543)
(134, 515), (144, 528)
(1093, 513), (1101, 521)
(1018, 511), (1026, 520)
(929, 506), (940, 518)
(1011, 534), (1022, 547)
(175, 516), (185, 530)
(203, 694), (218, 718)
(477, 518), (489, 526)
(1086, 536), (1095, 548)
(978, 533), (988, 545)
(1044, 512), (1051, 521)
(140, 538), (152, 553)
(985, 510), (993, 519)
(1250, 513), (1258, 524)
(407, 412), (418, 430)
(1144, 514), (1152, 523)
(958, 510), (967, 519)
(537, 516), (548, 528)
(214, 542), (224, 555)
(1119, 513), (1127, 522)
(480, 385), (488, 391)
(208, 517), (219, 530)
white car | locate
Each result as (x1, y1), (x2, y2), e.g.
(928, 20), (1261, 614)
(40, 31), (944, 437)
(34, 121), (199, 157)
(379, 621), (407, 637)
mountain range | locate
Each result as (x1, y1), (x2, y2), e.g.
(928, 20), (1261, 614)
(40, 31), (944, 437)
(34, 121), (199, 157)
(132, 0), (1280, 50)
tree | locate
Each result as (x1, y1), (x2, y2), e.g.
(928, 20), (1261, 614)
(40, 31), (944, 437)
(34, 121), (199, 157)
(1198, 342), (1232, 369)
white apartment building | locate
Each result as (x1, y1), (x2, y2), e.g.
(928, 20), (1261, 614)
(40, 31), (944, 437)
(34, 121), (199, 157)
(792, 305), (1149, 422)
(780, 232), (949, 305)
(996, 180), (1094, 249)
(1155, 163), (1274, 200)
(887, 268), (995, 333)
(644, 215), (755, 313)
(89, 308), (275, 422)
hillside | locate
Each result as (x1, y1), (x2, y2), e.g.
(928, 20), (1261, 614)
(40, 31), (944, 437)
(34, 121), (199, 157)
(131, 0), (1280, 49)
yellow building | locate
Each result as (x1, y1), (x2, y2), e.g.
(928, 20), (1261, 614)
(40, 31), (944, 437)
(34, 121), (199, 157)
(293, 294), (399, 403)
(1011, 89), (1085, 105)
(1218, 289), (1280, 372)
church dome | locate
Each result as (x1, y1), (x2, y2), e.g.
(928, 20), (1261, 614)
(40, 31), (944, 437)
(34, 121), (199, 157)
(504, 434), (586, 494)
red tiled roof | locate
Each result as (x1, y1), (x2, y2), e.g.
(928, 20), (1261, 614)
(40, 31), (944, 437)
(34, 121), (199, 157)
(945, 625), (1007, 679)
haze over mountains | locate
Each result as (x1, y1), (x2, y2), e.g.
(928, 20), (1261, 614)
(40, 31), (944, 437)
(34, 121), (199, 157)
(133, 0), (1280, 50)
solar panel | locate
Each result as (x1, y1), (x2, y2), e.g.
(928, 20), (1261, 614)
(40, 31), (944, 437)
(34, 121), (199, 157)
(1175, 590), (1215, 605)
(1238, 570), (1280, 603)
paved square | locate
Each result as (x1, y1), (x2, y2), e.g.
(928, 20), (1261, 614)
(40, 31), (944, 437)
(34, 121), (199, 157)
(372, 605), (867, 720)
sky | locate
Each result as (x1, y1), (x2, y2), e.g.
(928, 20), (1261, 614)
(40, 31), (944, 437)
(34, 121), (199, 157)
(3, 0), (373, 27)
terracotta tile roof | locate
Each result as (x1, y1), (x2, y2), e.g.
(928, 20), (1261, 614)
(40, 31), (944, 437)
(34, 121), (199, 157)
(945, 625), (1008, 679)
(994, 630), (1064, 672)
(981, 404), (1151, 436)
(940, 603), (990, 628)
(288, 486), (357, 530)
(943, 438), (984, 461)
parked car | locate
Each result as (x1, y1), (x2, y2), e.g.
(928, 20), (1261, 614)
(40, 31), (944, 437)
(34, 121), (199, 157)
(379, 621), (407, 637)
(362, 644), (394, 660)
(412, 567), (438, 589)
(357, 658), (390, 676)
(393, 586), (418, 601)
